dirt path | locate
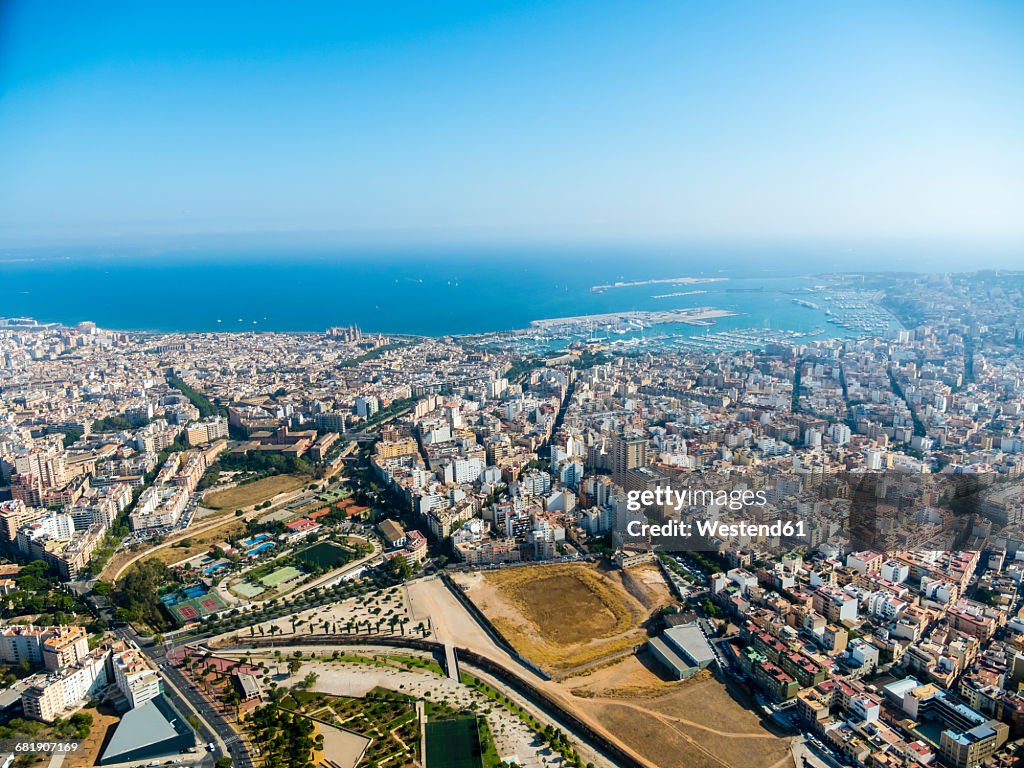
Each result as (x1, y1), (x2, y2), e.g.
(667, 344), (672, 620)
(588, 697), (783, 740)
(646, 713), (734, 768)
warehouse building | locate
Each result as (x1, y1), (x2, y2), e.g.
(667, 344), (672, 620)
(99, 695), (195, 765)
(648, 623), (717, 680)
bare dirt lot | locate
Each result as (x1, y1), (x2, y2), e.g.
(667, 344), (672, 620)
(452, 563), (671, 677)
(66, 705), (120, 768)
(203, 473), (307, 509)
(570, 663), (794, 768)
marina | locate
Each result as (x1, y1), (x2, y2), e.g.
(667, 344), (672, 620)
(590, 276), (727, 293)
(529, 306), (735, 330)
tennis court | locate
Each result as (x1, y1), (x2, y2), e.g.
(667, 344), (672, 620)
(167, 591), (227, 625)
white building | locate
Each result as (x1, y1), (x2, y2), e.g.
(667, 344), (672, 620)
(868, 593), (907, 622)
(22, 652), (109, 722)
(829, 423), (852, 446)
(112, 648), (162, 709)
(16, 513), (74, 556)
(442, 457), (484, 485)
(129, 486), (188, 531)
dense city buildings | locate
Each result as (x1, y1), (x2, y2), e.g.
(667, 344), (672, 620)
(1, 270), (1024, 767)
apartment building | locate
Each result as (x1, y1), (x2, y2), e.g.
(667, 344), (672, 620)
(22, 651), (109, 722)
(185, 416), (229, 446)
(41, 626), (90, 672)
(112, 648), (162, 709)
(0, 498), (43, 543)
(129, 486), (188, 531)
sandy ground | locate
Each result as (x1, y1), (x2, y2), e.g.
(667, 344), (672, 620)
(406, 576), (504, 650)
(66, 706), (120, 768)
(616, 563), (674, 608)
(213, 585), (417, 644)
(315, 721), (371, 768)
(406, 574), (793, 768)
(451, 563), (669, 677)
(567, 648), (677, 698)
(569, 663), (794, 768)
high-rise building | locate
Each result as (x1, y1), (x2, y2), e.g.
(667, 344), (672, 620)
(22, 652), (109, 722)
(41, 626), (90, 671)
(13, 444), (67, 490)
(112, 648), (162, 709)
(185, 416), (229, 446)
(611, 431), (648, 484)
(0, 499), (43, 542)
(355, 395), (379, 419)
(0, 624), (89, 671)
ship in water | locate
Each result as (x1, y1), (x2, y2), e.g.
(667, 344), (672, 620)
(792, 298), (821, 310)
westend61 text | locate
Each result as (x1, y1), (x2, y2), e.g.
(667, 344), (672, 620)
(625, 519), (806, 539)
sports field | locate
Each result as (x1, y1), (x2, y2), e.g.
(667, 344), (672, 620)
(234, 582), (265, 599)
(424, 718), (482, 768)
(260, 565), (304, 587)
(168, 591), (227, 624)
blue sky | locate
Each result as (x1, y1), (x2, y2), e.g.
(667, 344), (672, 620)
(1, 1), (1022, 251)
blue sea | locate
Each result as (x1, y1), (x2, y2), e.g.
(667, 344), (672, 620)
(0, 244), (954, 337)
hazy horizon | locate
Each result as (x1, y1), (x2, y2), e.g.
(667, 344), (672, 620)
(2, 238), (1023, 274)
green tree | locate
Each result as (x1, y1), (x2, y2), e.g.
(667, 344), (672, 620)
(387, 555), (412, 581)
(115, 560), (173, 629)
